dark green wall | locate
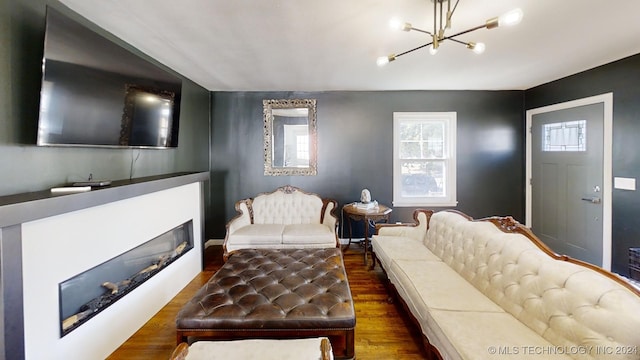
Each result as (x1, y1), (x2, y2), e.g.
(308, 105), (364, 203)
(1, 0), (210, 196)
(525, 53), (640, 275)
(209, 91), (525, 238)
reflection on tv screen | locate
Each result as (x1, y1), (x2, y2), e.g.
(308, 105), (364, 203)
(37, 7), (182, 148)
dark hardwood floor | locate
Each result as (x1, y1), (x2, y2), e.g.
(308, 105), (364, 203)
(107, 244), (428, 359)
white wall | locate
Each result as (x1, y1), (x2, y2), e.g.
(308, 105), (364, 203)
(20, 183), (203, 360)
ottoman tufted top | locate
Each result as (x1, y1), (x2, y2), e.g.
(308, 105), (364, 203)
(176, 248), (355, 330)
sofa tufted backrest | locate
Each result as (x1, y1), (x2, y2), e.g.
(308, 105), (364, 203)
(251, 187), (324, 225)
(426, 210), (640, 360)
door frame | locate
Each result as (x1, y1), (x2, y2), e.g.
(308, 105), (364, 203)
(525, 93), (613, 270)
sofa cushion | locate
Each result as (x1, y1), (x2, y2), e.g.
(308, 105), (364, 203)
(229, 224), (285, 245)
(282, 224), (336, 245)
(390, 260), (504, 320)
(427, 310), (572, 360)
(371, 235), (441, 271)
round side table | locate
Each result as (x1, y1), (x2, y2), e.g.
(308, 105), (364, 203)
(342, 203), (392, 266)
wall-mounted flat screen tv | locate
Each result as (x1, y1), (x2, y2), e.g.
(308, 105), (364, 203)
(37, 7), (182, 148)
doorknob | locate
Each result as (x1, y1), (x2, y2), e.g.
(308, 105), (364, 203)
(581, 196), (601, 204)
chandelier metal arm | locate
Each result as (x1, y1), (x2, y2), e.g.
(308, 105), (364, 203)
(396, 41), (435, 58)
(409, 27), (434, 36)
(445, 37), (467, 46)
(444, 23), (487, 39)
(395, 23), (484, 59)
(449, 0), (460, 19)
(408, 22), (486, 49)
(433, 0), (438, 41)
(396, 36), (465, 60)
(438, 0), (444, 36)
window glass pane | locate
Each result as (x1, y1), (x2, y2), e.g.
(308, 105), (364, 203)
(424, 122), (444, 158)
(400, 123), (421, 141)
(400, 141), (421, 158)
(400, 160), (445, 197)
(401, 122), (445, 159)
(423, 140), (443, 158)
(543, 120), (586, 152)
(421, 123), (441, 138)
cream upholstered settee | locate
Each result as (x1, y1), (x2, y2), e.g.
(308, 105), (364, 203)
(223, 185), (339, 260)
(372, 209), (640, 360)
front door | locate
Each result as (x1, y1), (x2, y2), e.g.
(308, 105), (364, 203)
(529, 99), (608, 267)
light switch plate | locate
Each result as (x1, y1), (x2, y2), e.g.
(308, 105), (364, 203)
(614, 177), (636, 191)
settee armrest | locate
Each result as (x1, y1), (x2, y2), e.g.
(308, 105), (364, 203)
(226, 199), (252, 235)
(375, 209), (433, 242)
(321, 199), (339, 235)
(223, 199), (254, 260)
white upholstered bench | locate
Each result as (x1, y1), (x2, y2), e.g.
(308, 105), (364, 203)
(170, 338), (333, 360)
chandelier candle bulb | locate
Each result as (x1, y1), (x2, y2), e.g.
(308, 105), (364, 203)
(467, 42), (485, 54)
(377, 54), (396, 67)
(389, 17), (402, 30)
(389, 17), (411, 32)
(498, 8), (524, 27)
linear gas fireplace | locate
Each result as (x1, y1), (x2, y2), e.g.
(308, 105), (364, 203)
(59, 220), (194, 336)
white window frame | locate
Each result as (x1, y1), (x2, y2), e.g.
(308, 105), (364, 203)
(393, 112), (457, 207)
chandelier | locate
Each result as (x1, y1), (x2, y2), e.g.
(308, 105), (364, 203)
(377, 0), (523, 66)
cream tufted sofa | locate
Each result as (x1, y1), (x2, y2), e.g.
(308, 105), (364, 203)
(372, 209), (640, 360)
(223, 185), (339, 260)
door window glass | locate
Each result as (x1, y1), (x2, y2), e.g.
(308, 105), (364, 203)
(543, 120), (586, 152)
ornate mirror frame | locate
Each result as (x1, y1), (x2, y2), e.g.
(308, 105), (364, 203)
(263, 99), (317, 176)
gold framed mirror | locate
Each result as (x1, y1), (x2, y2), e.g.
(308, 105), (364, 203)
(263, 99), (317, 176)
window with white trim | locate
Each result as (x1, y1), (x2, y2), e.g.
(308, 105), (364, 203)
(393, 112), (457, 207)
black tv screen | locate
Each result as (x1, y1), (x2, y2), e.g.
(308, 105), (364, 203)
(37, 7), (182, 148)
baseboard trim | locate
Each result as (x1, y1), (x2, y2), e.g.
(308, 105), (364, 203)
(339, 237), (364, 245)
(205, 239), (224, 248)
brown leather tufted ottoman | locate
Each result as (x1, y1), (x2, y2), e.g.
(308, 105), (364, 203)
(176, 248), (355, 359)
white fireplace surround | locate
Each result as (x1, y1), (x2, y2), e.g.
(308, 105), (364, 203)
(20, 182), (203, 359)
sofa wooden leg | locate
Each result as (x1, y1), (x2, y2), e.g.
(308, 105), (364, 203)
(367, 252), (378, 271)
(176, 331), (187, 346)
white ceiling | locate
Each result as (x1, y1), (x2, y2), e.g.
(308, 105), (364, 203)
(58, 0), (640, 92)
